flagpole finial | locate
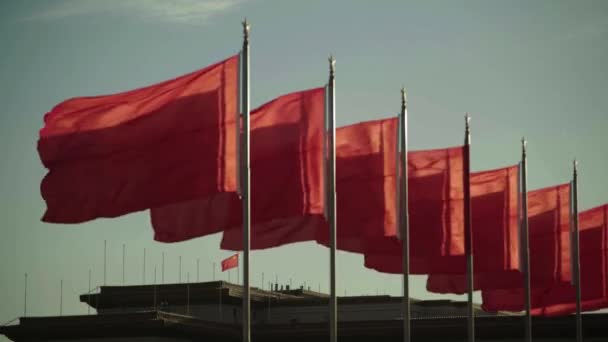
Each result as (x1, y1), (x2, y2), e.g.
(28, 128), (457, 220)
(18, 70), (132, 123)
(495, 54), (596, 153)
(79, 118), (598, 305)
(401, 87), (407, 108)
(464, 113), (471, 145)
(573, 159), (578, 176)
(521, 137), (527, 156)
(242, 18), (250, 44)
(328, 55), (336, 80)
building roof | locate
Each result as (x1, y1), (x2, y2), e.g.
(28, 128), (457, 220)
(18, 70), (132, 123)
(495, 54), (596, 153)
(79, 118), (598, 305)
(80, 280), (500, 317)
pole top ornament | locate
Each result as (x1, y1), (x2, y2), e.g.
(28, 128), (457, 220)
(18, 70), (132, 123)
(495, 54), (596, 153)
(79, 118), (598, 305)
(328, 55), (336, 78)
(242, 18), (250, 43)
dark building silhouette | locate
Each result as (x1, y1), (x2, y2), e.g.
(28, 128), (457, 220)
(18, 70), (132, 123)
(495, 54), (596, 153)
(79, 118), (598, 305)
(1, 280), (607, 341)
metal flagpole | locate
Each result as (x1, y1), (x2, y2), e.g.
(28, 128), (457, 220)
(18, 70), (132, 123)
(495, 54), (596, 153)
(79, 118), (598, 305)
(463, 114), (474, 342)
(143, 248), (146, 284)
(327, 55), (338, 342)
(88, 270), (91, 315)
(399, 88), (411, 342)
(24, 273), (27, 317)
(162, 252), (165, 284)
(572, 160), (583, 342)
(60, 279), (63, 316)
(104, 240), (107, 286)
(262, 272), (265, 290)
(241, 18), (252, 342)
(197, 258), (200, 282)
(179, 256), (182, 283)
(154, 281), (157, 310)
(153, 267), (157, 313)
(219, 282), (223, 320)
(521, 139), (532, 342)
(122, 244), (126, 285)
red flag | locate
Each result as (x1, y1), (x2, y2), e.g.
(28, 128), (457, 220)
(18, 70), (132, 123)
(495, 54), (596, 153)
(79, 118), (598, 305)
(424, 165), (520, 292)
(482, 204), (608, 316)
(365, 165), (519, 276)
(152, 87), (325, 248)
(39, 55), (239, 223)
(427, 183), (572, 295)
(479, 183), (573, 312)
(221, 254), (239, 272)
(314, 117), (466, 273)
(315, 118), (398, 253)
(328, 118), (464, 273)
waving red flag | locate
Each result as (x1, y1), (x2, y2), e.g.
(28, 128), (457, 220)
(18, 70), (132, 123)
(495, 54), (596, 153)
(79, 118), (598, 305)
(482, 204), (608, 316)
(152, 87), (325, 248)
(427, 183), (572, 294)
(314, 117), (466, 273)
(365, 165), (519, 275)
(39, 55), (239, 223)
(315, 118), (399, 253)
(316, 118), (466, 259)
(530, 204), (608, 316)
(425, 165), (521, 292)
(221, 254), (239, 272)
(480, 183), (573, 312)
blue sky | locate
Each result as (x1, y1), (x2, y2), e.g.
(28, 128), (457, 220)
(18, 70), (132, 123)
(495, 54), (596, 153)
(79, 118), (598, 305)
(0, 0), (607, 330)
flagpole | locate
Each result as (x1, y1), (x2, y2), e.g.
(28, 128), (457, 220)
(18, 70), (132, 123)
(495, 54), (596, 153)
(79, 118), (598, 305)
(521, 139), (532, 342)
(103, 240), (107, 286)
(153, 276), (157, 310)
(24, 273), (27, 317)
(143, 248), (146, 285)
(572, 160), (582, 342)
(241, 18), (252, 342)
(463, 114), (474, 342)
(399, 88), (411, 342)
(122, 244), (126, 285)
(59, 279), (63, 316)
(327, 55), (338, 342)
(88, 269), (91, 315)
(162, 252), (165, 284)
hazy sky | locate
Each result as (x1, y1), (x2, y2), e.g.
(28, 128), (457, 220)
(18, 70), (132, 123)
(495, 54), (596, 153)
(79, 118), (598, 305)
(1, 0), (607, 331)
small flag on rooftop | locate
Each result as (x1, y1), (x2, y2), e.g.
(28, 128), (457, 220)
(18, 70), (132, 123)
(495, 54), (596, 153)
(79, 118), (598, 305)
(222, 254), (239, 272)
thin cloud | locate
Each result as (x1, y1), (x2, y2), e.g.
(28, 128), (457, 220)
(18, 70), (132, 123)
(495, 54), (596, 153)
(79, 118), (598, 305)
(23, 0), (244, 25)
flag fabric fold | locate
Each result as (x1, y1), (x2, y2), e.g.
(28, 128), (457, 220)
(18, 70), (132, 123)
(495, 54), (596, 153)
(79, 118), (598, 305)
(152, 87), (326, 249)
(39, 55), (239, 223)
